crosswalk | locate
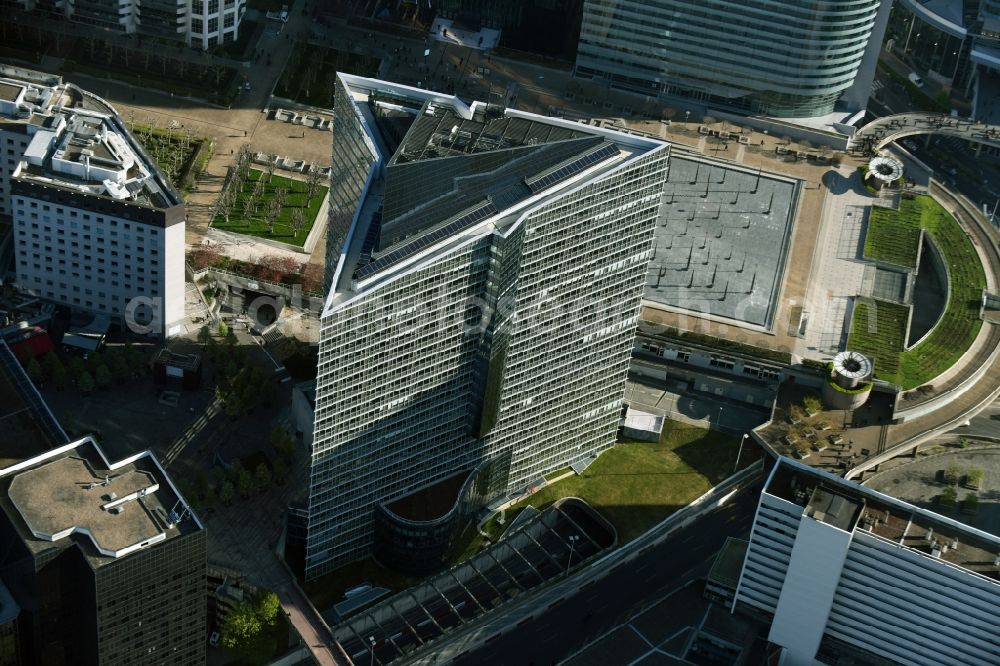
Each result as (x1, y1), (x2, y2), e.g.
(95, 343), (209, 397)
(872, 79), (885, 92)
(162, 398), (221, 467)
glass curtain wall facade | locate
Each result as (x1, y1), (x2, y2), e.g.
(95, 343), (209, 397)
(305, 76), (669, 578)
(576, 0), (884, 117)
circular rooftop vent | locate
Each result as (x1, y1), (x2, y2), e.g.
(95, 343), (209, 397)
(867, 155), (904, 183)
(833, 351), (872, 381)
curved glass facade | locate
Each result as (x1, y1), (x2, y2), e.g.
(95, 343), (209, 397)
(576, 0), (884, 117)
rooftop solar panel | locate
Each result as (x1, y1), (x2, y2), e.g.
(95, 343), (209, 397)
(354, 200), (499, 281)
(524, 143), (620, 194)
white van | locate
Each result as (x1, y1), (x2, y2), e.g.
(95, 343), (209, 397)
(279, 5), (289, 21)
(908, 72), (924, 88)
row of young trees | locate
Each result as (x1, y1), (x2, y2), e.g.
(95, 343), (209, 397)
(22, 344), (146, 395)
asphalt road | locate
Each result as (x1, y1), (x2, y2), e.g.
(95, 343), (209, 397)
(452, 485), (760, 666)
(950, 397), (1000, 440)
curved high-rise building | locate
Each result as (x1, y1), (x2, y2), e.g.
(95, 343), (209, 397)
(576, 0), (890, 117)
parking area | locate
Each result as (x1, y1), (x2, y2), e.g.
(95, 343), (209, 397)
(335, 499), (614, 665)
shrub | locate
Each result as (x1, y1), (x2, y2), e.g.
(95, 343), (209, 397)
(803, 395), (822, 414)
(940, 484), (957, 506)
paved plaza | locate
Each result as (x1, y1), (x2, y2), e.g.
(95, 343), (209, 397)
(864, 445), (1000, 536)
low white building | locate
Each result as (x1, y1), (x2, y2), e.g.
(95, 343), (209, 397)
(0, 72), (185, 336)
(735, 457), (1000, 666)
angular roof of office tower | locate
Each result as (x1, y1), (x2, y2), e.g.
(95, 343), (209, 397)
(326, 74), (668, 314)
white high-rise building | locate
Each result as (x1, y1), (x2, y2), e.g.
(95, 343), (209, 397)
(0, 72), (185, 336)
(8, 0), (246, 49)
(304, 74), (670, 578)
(735, 457), (1000, 666)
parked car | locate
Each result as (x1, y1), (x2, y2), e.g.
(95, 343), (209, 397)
(209, 631), (220, 647)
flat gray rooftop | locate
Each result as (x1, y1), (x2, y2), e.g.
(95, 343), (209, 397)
(645, 155), (798, 328)
(0, 81), (22, 103)
(8, 456), (163, 556)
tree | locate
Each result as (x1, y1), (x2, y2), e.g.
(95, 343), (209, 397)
(274, 186), (288, 211)
(69, 356), (87, 382)
(305, 167), (324, 205)
(51, 361), (68, 390)
(290, 208), (305, 239)
(106, 348), (129, 384)
(222, 601), (262, 649)
(124, 342), (144, 376)
(95, 365), (112, 389)
(86, 350), (104, 374)
(220, 480), (235, 506)
(264, 198), (281, 234)
(228, 458), (245, 485)
(225, 397), (242, 420)
(256, 592), (281, 625)
(265, 157), (277, 184)
(236, 466), (254, 498)
(43, 351), (64, 379)
(216, 185), (235, 223)
(78, 371), (95, 395)
(272, 457), (288, 484)
(941, 485), (958, 507)
(254, 463), (272, 492)
(218, 320), (229, 338)
(26, 358), (42, 384)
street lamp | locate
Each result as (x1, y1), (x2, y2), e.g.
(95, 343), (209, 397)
(369, 636), (376, 665)
(718, 406), (724, 431)
(734, 433), (748, 473)
(566, 535), (580, 574)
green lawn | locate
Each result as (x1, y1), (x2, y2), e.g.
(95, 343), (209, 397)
(848, 299), (908, 378)
(211, 169), (327, 247)
(499, 424), (742, 543)
(864, 204), (922, 269)
(850, 196), (986, 388)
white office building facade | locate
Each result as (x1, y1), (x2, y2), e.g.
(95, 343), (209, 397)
(305, 75), (669, 578)
(9, 0), (246, 49)
(735, 458), (1000, 666)
(1, 74), (185, 336)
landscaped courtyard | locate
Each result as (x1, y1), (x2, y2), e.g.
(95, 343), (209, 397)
(211, 169), (327, 247)
(850, 195), (986, 389)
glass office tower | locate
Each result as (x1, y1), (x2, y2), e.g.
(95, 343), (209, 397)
(306, 75), (669, 578)
(576, 0), (887, 117)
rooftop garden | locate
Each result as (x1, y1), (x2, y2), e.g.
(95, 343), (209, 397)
(848, 299), (908, 379)
(864, 203), (922, 269)
(850, 196), (986, 389)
